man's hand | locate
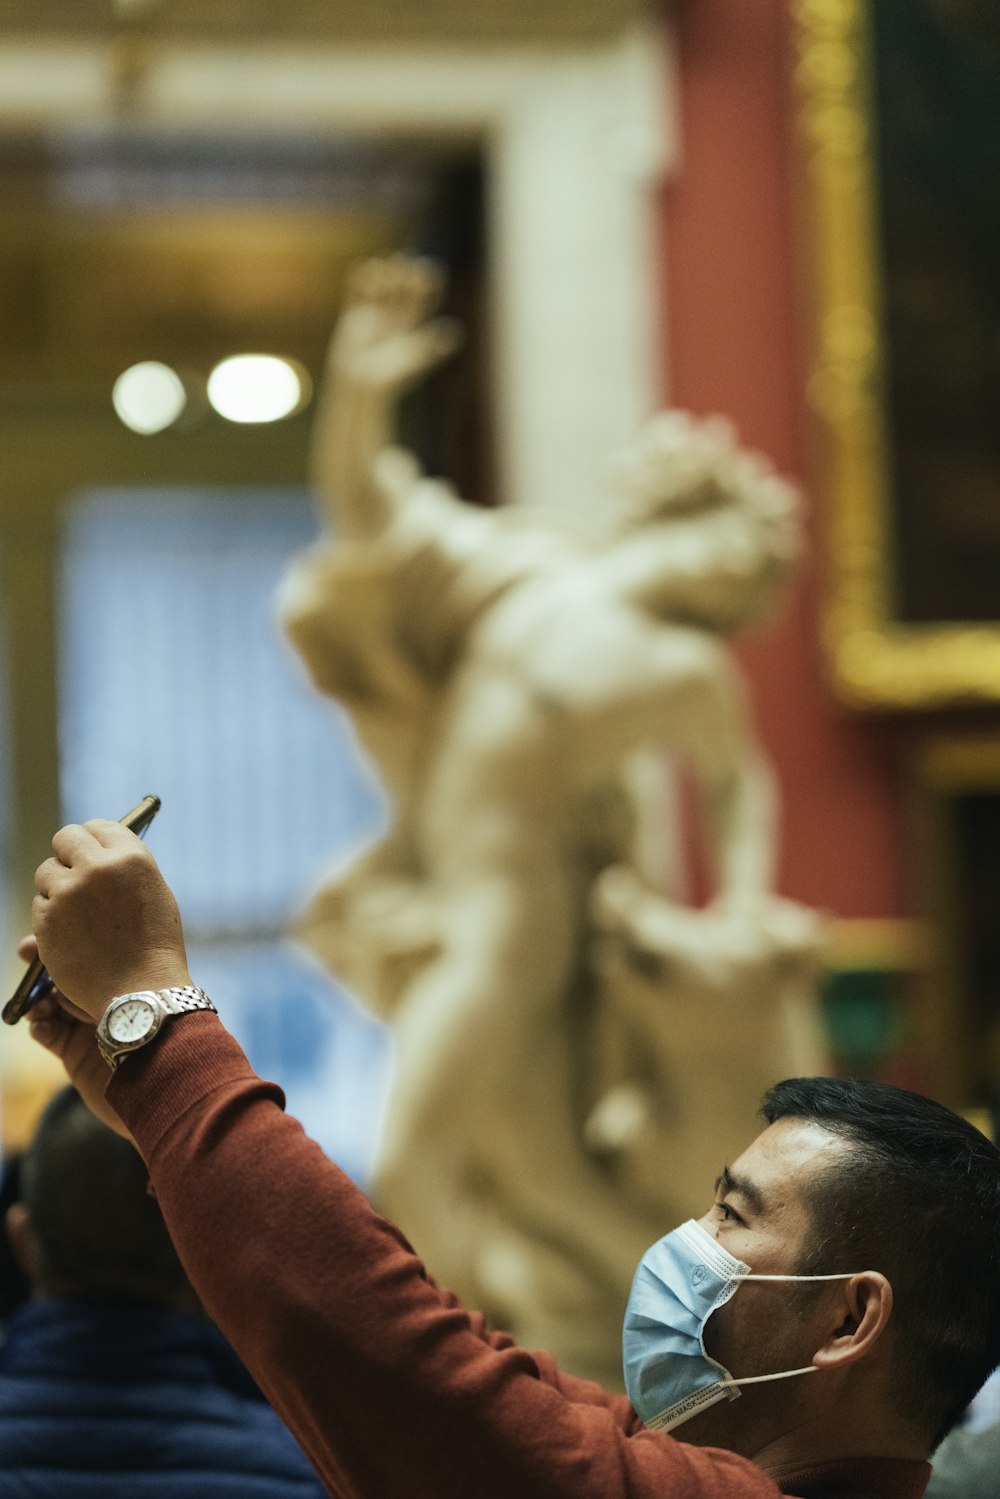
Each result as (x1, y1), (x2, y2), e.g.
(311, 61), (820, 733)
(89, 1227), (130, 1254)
(33, 820), (192, 1021)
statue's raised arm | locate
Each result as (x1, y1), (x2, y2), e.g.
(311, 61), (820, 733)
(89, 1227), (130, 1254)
(310, 254), (462, 540)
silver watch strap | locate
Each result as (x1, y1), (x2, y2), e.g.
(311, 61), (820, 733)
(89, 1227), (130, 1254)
(154, 985), (216, 1016)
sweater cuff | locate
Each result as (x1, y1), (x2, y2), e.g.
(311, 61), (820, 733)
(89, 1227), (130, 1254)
(106, 1011), (285, 1158)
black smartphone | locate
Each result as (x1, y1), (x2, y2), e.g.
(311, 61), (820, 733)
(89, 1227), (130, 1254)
(2, 795), (161, 1026)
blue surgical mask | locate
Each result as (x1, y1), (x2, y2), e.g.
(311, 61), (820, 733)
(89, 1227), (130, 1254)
(623, 1218), (856, 1432)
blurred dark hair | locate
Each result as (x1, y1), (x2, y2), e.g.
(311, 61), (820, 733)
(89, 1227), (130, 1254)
(19, 1086), (186, 1305)
(763, 1077), (1000, 1449)
(0, 1151), (30, 1317)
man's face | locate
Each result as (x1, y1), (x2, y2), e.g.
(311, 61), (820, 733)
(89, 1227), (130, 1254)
(678, 1117), (854, 1452)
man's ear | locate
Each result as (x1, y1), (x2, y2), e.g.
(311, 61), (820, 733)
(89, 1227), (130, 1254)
(4, 1202), (40, 1282)
(811, 1272), (893, 1372)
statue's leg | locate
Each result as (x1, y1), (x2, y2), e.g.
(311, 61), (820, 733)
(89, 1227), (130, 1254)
(372, 854), (661, 1298)
(371, 659), (666, 1295)
(371, 863), (571, 1280)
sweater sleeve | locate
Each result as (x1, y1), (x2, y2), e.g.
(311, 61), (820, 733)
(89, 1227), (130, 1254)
(107, 1013), (783, 1499)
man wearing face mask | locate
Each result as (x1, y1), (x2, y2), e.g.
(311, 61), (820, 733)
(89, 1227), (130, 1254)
(21, 819), (1000, 1499)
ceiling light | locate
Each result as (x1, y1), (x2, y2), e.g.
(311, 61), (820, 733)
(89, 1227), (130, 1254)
(206, 355), (307, 425)
(112, 361), (187, 434)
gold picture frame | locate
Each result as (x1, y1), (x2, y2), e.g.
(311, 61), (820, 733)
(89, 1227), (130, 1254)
(794, 0), (1000, 708)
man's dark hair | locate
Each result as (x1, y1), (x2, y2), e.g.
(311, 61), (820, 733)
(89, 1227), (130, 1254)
(20, 1086), (186, 1304)
(762, 1077), (1000, 1449)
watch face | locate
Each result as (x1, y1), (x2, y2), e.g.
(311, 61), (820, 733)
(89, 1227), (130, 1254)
(107, 996), (158, 1045)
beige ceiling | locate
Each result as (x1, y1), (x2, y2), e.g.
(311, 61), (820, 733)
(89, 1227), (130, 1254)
(3, 0), (653, 46)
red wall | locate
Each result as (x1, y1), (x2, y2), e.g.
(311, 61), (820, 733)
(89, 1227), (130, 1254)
(661, 0), (908, 919)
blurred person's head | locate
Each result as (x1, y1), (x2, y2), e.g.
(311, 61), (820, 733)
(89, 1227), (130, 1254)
(0, 1150), (30, 1317)
(4, 1086), (192, 1309)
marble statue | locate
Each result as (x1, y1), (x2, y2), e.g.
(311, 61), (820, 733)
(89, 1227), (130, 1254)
(278, 255), (825, 1385)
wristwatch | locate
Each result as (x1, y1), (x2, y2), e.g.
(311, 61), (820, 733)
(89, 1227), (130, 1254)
(96, 985), (216, 1070)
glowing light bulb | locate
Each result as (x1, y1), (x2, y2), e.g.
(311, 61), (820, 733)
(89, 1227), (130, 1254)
(112, 362), (187, 434)
(206, 355), (305, 424)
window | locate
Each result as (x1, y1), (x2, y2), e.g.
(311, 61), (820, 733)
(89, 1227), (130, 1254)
(60, 487), (389, 1181)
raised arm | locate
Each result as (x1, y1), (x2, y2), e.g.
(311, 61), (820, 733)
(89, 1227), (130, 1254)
(26, 821), (781, 1499)
(663, 645), (778, 910)
(312, 254), (462, 539)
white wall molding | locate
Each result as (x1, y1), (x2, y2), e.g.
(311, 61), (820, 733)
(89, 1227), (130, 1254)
(0, 25), (678, 518)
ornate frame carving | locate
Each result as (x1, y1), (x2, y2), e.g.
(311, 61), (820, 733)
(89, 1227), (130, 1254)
(794, 0), (1000, 708)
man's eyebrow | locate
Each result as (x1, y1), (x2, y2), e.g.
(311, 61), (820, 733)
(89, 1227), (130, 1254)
(714, 1165), (765, 1215)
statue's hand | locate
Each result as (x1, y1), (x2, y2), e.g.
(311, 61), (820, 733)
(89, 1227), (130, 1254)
(330, 254), (463, 394)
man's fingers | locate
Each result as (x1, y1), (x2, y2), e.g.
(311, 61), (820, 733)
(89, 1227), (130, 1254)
(28, 993), (58, 1022)
(55, 991), (96, 1026)
(51, 818), (137, 861)
(33, 856), (69, 899)
(28, 1005), (80, 1061)
(24, 916), (86, 1022)
(81, 818), (143, 850)
(21, 985), (89, 1028)
(27, 1013), (59, 1051)
(42, 822), (148, 894)
(50, 821), (103, 864)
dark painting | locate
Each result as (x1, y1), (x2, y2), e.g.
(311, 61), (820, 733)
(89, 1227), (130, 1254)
(870, 0), (1000, 624)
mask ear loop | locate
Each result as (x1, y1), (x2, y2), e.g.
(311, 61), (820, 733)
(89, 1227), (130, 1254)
(743, 1272), (861, 1280)
(726, 1366), (820, 1387)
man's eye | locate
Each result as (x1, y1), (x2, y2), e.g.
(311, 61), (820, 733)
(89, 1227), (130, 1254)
(714, 1200), (744, 1225)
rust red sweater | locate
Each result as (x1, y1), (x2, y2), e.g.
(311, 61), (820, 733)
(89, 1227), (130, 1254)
(108, 1015), (930, 1499)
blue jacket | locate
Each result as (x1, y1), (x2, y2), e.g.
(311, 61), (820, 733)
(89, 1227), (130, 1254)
(0, 1298), (329, 1498)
